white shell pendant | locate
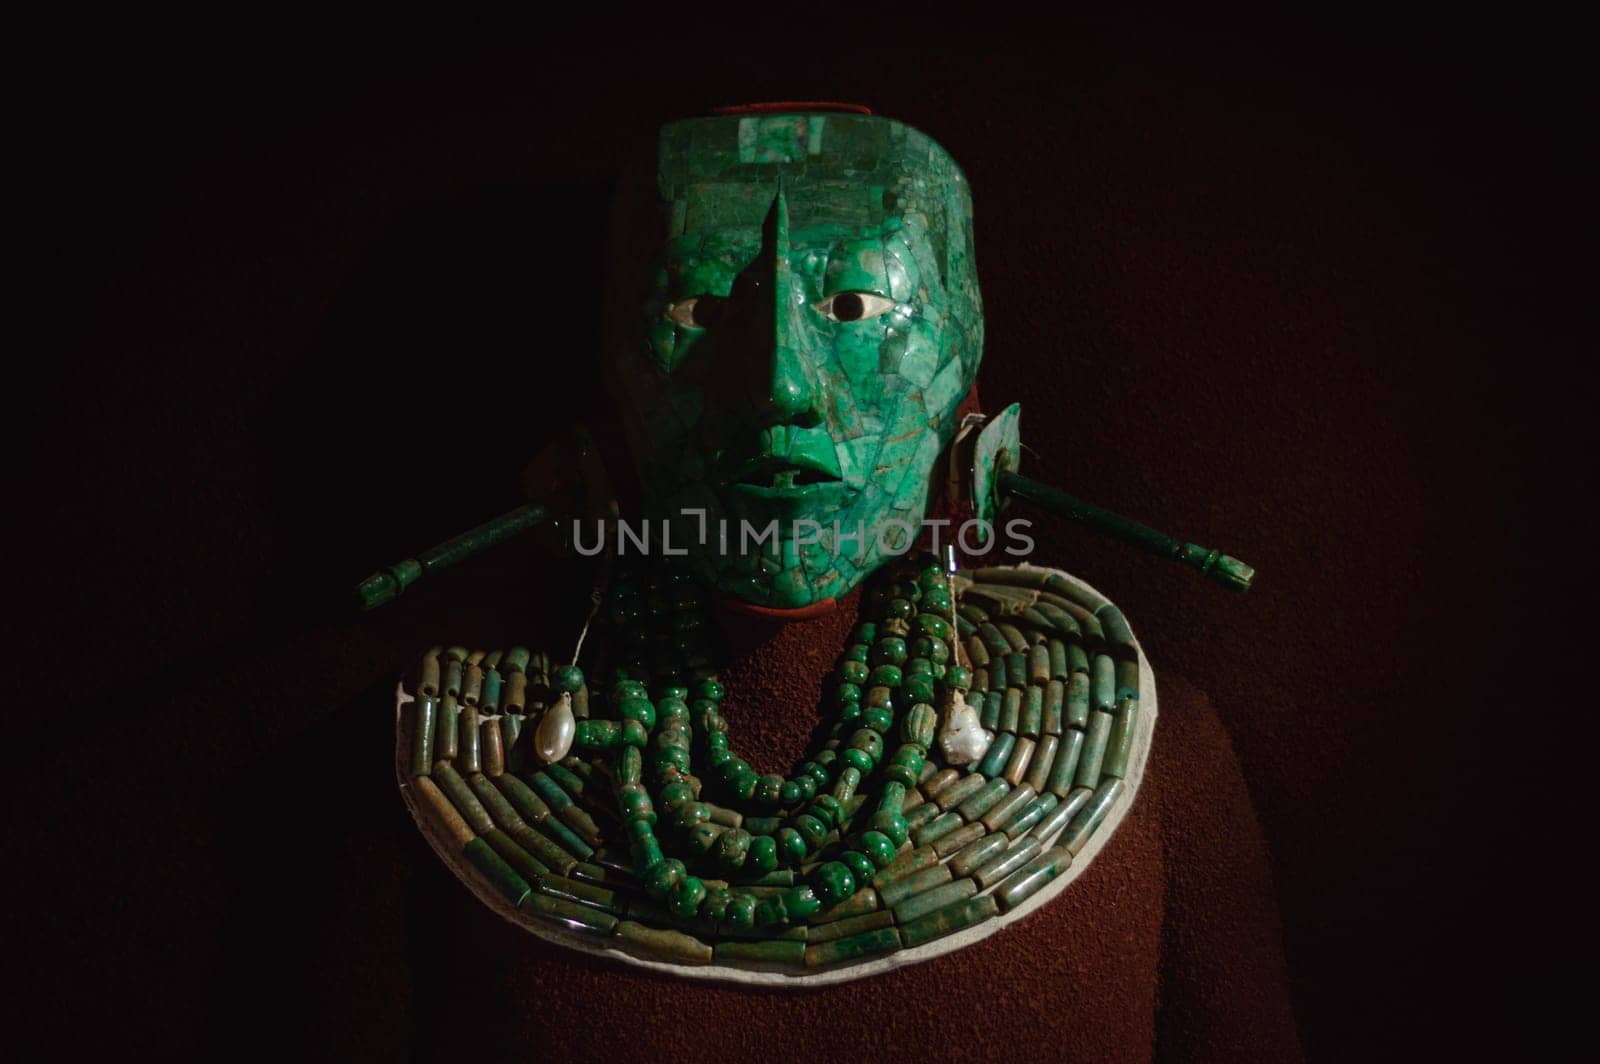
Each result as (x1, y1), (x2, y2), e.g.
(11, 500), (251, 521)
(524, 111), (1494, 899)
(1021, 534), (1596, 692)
(535, 691), (576, 764)
(939, 689), (993, 764)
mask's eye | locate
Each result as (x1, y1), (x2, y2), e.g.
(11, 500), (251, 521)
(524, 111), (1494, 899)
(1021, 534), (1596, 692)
(667, 295), (729, 329)
(818, 291), (897, 323)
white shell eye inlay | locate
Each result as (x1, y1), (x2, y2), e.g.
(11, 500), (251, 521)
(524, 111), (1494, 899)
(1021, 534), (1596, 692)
(818, 291), (897, 323)
(668, 295), (729, 328)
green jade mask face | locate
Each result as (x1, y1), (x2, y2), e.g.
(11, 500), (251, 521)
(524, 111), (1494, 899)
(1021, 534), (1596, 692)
(603, 112), (984, 610)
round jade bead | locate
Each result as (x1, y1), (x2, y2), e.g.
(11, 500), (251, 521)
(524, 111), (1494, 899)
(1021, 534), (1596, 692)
(653, 746), (690, 774)
(684, 823), (720, 857)
(647, 858), (687, 899)
(948, 665), (974, 690)
(779, 779), (804, 805)
(869, 664), (903, 687)
(922, 587), (952, 614)
(793, 814), (828, 850)
(730, 768), (759, 800)
(904, 675), (937, 705)
(776, 827), (809, 864)
(842, 747), (873, 774)
(845, 644), (868, 663)
(871, 637), (908, 666)
(748, 835), (779, 873)
(618, 784), (655, 825)
(839, 850), (876, 884)
(840, 661), (870, 685)
(838, 701), (863, 724)
(848, 729), (884, 764)
(914, 614), (952, 640)
(783, 886), (823, 920)
(851, 622), (877, 644)
(756, 773), (785, 805)
(668, 875), (706, 918)
(863, 705), (894, 733)
(658, 684), (689, 701)
(802, 760), (830, 786)
(656, 698), (689, 724)
(716, 828), (751, 870)
(836, 682), (862, 705)
(905, 656), (934, 677)
(630, 835), (663, 876)
(724, 893), (757, 929)
(793, 773), (818, 801)
(621, 719), (650, 747)
(917, 566), (945, 591)
(755, 896), (788, 926)
(619, 697), (656, 729)
(701, 887), (731, 924)
(695, 678), (724, 701)
(552, 665), (584, 694)
(894, 579), (922, 602)
(611, 678), (648, 703)
(810, 794), (844, 827)
(813, 862), (857, 906)
(870, 810), (910, 847)
(672, 802), (710, 832)
(659, 780), (694, 810)
(858, 830), (896, 868)
(885, 597), (914, 620)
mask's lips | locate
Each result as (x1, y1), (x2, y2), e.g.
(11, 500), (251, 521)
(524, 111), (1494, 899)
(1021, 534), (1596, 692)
(725, 453), (842, 489)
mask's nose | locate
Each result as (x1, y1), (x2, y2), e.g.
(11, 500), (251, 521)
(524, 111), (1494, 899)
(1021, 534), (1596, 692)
(748, 185), (823, 428)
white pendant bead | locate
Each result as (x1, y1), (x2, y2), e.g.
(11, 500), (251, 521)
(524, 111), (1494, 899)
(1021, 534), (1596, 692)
(535, 691), (576, 764)
(939, 690), (993, 764)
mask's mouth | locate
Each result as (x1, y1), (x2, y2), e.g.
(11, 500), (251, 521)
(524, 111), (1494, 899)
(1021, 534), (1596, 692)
(726, 454), (842, 490)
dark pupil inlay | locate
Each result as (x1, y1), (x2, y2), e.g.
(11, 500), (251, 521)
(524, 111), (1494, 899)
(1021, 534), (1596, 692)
(832, 292), (865, 322)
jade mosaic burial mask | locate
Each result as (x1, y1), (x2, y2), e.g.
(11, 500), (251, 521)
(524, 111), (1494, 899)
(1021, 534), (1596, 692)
(602, 112), (984, 609)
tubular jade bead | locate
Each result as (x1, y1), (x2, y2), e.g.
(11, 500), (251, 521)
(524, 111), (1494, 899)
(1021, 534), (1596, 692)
(871, 845), (940, 889)
(1048, 639), (1068, 681)
(458, 705), (482, 773)
(897, 894), (1000, 949)
(948, 832), (1009, 878)
(616, 920), (712, 965)
(419, 649), (441, 698)
(981, 690), (1003, 731)
(1001, 791), (1058, 838)
(877, 863), (953, 907)
(804, 927), (901, 968)
(807, 887), (880, 924)
(980, 783), (1037, 832)
(995, 622), (1029, 653)
(931, 820), (987, 857)
(432, 762), (495, 834)
(1103, 698), (1139, 780)
(483, 827), (550, 881)
(935, 773), (988, 811)
(957, 778), (1012, 822)
(1046, 728), (1085, 798)
(999, 687), (1022, 732)
(481, 718), (505, 777)
(891, 877), (978, 924)
(413, 776), (474, 847)
(713, 940), (806, 967)
(1025, 734), (1060, 793)
(1043, 679), (1065, 735)
(973, 836), (1043, 888)
(1021, 685), (1043, 738)
(536, 873), (626, 916)
(491, 772), (551, 825)
(1004, 652), (1027, 690)
(976, 732), (1016, 778)
(922, 768), (961, 800)
(904, 801), (941, 831)
(435, 694), (460, 760)
(1028, 643), (1050, 685)
(1075, 710), (1114, 790)
(410, 694), (436, 777)
(1032, 786), (1093, 844)
(463, 837), (532, 907)
(502, 714), (524, 772)
(806, 908), (896, 944)
(911, 811), (963, 847)
(1061, 779), (1124, 855)
(519, 891), (617, 936)
(1091, 653), (1116, 711)
(1066, 673), (1090, 728)
(1002, 736), (1036, 786)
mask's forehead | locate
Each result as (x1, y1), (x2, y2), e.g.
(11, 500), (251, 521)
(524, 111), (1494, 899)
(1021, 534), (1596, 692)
(655, 113), (973, 287)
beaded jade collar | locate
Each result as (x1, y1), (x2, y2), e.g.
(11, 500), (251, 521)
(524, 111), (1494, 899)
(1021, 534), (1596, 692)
(395, 555), (1154, 983)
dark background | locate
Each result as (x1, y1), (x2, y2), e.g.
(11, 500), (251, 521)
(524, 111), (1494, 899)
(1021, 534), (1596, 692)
(5, 12), (1583, 1060)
